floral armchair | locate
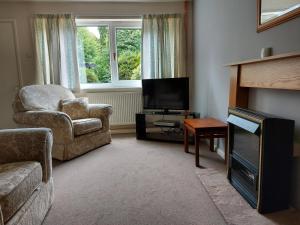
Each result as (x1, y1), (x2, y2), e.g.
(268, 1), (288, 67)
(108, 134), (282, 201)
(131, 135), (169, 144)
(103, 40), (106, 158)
(13, 85), (112, 161)
(0, 128), (53, 225)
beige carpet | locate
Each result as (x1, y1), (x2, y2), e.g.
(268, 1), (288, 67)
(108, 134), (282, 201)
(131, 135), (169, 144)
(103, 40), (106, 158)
(43, 134), (227, 225)
(196, 168), (300, 225)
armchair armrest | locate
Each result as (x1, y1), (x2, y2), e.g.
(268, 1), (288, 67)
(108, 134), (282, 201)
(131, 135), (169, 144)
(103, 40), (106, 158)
(0, 128), (53, 182)
(88, 104), (112, 132)
(13, 111), (73, 144)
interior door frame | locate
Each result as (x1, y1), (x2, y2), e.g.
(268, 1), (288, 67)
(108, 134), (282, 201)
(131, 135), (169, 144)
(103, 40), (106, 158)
(0, 19), (23, 88)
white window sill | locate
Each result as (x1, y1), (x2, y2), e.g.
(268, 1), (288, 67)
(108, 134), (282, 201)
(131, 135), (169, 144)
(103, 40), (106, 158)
(80, 83), (142, 93)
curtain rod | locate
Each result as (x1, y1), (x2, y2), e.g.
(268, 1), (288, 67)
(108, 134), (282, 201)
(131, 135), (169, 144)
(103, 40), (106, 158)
(33, 13), (183, 19)
(75, 15), (142, 19)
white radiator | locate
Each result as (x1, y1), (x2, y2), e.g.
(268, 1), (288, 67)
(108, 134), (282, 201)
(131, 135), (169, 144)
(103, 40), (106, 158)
(87, 92), (142, 125)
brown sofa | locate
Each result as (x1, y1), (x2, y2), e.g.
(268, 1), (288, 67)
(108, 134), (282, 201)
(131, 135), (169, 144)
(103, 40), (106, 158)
(13, 84), (112, 161)
(0, 128), (53, 225)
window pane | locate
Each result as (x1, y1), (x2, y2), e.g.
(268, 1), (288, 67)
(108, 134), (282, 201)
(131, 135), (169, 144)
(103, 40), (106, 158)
(116, 28), (141, 80)
(77, 26), (111, 83)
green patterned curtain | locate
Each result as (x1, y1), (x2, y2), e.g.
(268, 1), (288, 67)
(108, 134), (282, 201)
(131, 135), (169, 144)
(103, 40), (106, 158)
(33, 14), (80, 91)
(142, 14), (186, 79)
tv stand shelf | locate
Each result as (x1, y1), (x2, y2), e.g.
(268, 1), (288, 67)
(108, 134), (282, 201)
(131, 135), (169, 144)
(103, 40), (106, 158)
(136, 111), (199, 142)
(151, 111), (183, 115)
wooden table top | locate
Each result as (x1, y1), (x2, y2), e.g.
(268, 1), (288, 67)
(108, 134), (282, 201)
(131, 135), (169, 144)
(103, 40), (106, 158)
(184, 118), (228, 129)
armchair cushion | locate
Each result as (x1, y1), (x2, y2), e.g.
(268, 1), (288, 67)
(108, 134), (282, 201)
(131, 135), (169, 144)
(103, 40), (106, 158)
(0, 161), (42, 223)
(73, 118), (102, 136)
(60, 97), (89, 120)
(16, 84), (75, 111)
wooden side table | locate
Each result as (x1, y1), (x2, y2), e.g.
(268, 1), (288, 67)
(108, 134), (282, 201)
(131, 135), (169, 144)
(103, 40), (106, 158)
(184, 118), (228, 167)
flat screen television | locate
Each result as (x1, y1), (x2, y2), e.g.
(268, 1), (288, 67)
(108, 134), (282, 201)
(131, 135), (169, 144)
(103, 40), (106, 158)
(142, 77), (189, 112)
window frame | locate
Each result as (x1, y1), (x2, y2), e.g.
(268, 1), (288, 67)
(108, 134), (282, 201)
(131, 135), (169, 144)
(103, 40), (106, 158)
(76, 19), (142, 90)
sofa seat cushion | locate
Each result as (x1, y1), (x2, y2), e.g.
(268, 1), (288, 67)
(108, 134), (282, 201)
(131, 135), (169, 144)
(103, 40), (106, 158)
(0, 161), (42, 223)
(73, 118), (102, 136)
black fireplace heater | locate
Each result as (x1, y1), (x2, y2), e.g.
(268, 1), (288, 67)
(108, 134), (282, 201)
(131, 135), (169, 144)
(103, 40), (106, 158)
(227, 107), (294, 213)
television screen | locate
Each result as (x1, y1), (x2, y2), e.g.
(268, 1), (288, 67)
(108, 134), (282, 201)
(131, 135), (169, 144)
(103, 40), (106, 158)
(142, 77), (189, 110)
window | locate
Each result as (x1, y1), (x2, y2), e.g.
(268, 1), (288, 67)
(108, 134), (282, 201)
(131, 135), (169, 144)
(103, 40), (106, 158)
(76, 19), (142, 89)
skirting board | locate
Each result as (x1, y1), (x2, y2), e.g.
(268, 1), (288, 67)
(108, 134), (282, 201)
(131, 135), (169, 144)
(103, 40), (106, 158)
(204, 139), (225, 160)
(111, 124), (136, 134)
(111, 128), (136, 134)
(216, 147), (225, 160)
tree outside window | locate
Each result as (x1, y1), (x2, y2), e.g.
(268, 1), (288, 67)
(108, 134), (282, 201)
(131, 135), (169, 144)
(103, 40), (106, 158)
(76, 19), (142, 87)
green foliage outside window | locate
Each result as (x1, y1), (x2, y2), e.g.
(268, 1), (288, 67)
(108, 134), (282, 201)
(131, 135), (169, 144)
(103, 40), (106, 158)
(77, 26), (141, 83)
(77, 26), (111, 83)
(117, 29), (141, 80)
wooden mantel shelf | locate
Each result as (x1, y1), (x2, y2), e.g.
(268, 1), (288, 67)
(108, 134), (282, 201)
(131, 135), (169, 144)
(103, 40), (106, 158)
(226, 52), (300, 66)
(227, 52), (300, 109)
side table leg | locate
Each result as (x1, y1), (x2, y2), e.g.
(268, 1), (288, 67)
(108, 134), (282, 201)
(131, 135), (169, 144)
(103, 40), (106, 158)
(184, 126), (189, 153)
(224, 132), (228, 165)
(195, 135), (200, 167)
(209, 138), (214, 152)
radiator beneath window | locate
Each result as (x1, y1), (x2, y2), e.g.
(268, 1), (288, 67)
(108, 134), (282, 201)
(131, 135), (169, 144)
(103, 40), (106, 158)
(87, 92), (142, 126)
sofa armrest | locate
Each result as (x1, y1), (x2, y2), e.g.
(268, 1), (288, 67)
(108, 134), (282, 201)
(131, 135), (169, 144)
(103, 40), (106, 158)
(88, 104), (112, 132)
(0, 128), (53, 182)
(14, 111), (73, 144)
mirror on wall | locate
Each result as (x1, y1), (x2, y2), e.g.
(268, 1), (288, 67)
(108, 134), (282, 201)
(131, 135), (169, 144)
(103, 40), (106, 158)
(257, 0), (300, 32)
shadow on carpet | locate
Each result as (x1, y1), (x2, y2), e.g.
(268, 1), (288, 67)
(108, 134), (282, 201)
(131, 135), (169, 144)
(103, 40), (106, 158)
(196, 168), (300, 225)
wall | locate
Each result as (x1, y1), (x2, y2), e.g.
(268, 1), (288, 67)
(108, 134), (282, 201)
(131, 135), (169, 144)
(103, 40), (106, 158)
(0, 1), (184, 86)
(193, 0), (300, 208)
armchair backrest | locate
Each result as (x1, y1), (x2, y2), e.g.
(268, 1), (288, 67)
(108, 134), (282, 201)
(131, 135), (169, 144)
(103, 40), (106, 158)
(13, 85), (75, 112)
